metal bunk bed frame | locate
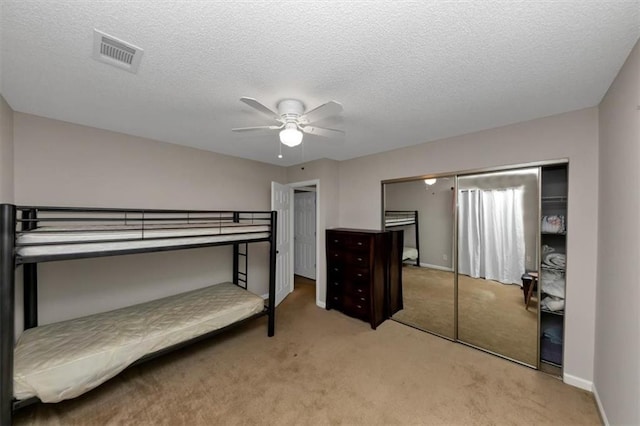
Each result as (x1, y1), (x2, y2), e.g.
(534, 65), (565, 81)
(0, 203), (277, 425)
(384, 210), (420, 267)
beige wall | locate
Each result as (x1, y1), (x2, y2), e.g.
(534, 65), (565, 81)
(0, 95), (13, 202)
(595, 40), (640, 425)
(286, 158), (340, 305)
(338, 107), (599, 386)
(13, 113), (286, 330)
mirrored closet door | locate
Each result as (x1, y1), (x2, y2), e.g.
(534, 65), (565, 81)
(456, 168), (539, 366)
(383, 162), (568, 372)
(383, 176), (456, 339)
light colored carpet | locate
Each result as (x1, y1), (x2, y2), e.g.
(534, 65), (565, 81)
(458, 273), (538, 367)
(14, 277), (598, 425)
(392, 266), (456, 338)
(393, 266), (538, 366)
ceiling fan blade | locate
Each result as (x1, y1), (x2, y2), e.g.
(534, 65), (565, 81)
(232, 125), (282, 132)
(300, 125), (345, 138)
(239, 97), (281, 120)
(299, 100), (343, 124)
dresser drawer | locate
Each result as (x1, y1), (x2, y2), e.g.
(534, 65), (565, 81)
(343, 294), (369, 320)
(345, 280), (368, 298)
(328, 263), (345, 278)
(327, 276), (343, 293)
(346, 267), (370, 284)
(347, 252), (370, 268)
(327, 234), (348, 250)
(327, 249), (347, 264)
(328, 293), (342, 310)
(345, 235), (371, 251)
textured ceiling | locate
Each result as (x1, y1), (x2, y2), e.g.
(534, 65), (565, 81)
(1, 1), (639, 166)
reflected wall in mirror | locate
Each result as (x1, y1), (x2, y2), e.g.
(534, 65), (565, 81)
(456, 168), (539, 366)
(384, 177), (455, 338)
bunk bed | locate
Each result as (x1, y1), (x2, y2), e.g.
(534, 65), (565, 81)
(0, 204), (277, 425)
(384, 210), (420, 266)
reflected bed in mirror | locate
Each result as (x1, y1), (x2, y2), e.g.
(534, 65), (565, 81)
(384, 177), (455, 339)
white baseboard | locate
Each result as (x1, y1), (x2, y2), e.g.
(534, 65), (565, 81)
(317, 300), (326, 309)
(563, 373), (593, 391)
(418, 262), (454, 272)
(592, 383), (610, 426)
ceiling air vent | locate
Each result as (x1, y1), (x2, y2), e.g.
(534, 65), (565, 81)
(92, 29), (144, 73)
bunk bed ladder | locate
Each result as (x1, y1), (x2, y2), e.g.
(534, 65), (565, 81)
(0, 204), (16, 426)
(233, 243), (249, 290)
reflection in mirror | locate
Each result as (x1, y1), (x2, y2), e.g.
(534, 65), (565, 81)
(384, 177), (455, 338)
(456, 168), (539, 366)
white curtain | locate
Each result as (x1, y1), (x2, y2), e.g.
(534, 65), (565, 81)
(458, 188), (526, 285)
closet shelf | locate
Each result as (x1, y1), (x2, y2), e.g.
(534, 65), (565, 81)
(541, 196), (567, 203)
(541, 308), (564, 316)
(541, 265), (565, 272)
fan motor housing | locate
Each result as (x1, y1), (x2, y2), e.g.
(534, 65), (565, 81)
(277, 99), (305, 117)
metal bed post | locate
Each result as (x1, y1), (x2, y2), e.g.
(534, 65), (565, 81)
(414, 210), (420, 267)
(232, 212), (239, 285)
(1, 204), (16, 426)
(22, 209), (38, 329)
(267, 211), (277, 337)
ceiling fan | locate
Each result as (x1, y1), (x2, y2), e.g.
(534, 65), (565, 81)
(232, 97), (344, 147)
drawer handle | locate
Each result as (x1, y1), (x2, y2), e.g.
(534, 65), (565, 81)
(356, 305), (362, 309)
(357, 288), (363, 293)
(334, 239), (339, 243)
(334, 253), (339, 257)
(334, 268), (339, 272)
(360, 297), (365, 301)
(357, 242), (363, 246)
(357, 257), (363, 261)
(357, 273), (362, 277)
(333, 296), (338, 300)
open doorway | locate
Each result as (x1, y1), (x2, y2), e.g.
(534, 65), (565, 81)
(289, 180), (320, 306)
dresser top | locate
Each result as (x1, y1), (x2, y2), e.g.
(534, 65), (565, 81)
(327, 228), (385, 234)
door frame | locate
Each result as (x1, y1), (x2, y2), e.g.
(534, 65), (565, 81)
(288, 179), (321, 307)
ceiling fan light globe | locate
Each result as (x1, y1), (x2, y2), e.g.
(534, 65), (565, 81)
(279, 126), (303, 147)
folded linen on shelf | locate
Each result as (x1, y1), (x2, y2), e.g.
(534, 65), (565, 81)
(542, 326), (563, 345)
(541, 244), (566, 270)
(541, 268), (565, 299)
(541, 296), (565, 312)
(543, 253), (566, 270)
(541, 215), (566, 234)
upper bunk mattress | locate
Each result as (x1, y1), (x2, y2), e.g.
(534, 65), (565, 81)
(385, 218), (416, 227)
(14, 282), (265, 403)
(16, 223), (270, 257)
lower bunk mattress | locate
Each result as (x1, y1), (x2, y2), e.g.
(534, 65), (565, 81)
(14, 282), (265, 403)
(402, 247), (418, 261)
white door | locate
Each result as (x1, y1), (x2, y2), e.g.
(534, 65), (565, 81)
(294, 191), (316, 279)
(271, 182), (293, 306)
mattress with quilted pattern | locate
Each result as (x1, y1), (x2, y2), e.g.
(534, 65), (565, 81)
(17, 223), (270, 257)
(14, 282), (265, 403)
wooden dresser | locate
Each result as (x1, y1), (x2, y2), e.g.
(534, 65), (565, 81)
(326, 228), (401, 329)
